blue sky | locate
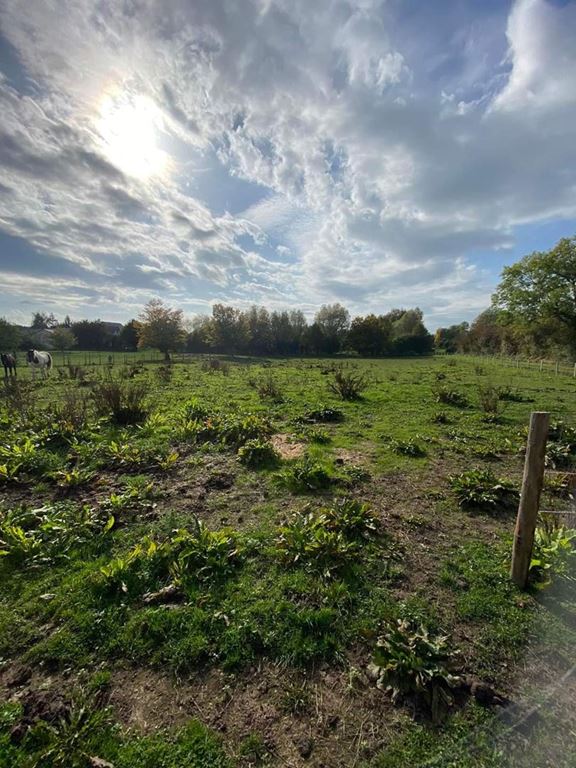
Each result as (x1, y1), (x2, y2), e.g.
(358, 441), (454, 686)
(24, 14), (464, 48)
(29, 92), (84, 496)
(0, 0), (575, 330)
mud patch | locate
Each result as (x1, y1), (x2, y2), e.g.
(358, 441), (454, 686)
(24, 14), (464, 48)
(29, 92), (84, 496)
(271, 433), (305, 460)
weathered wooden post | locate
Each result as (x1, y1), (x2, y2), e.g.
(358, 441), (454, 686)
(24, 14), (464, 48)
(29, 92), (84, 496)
(511, 411), (549, 589)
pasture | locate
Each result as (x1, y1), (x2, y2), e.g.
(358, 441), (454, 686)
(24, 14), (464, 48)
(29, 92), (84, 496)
(1, 354), (576, 767)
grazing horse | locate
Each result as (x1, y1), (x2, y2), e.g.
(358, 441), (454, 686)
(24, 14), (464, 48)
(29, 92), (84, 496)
(27, 349), (52, 380)
(1, 353), (17, 378)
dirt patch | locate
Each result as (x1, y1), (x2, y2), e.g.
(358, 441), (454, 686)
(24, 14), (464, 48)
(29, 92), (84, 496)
(109, 663), (400, 767)
(334, 448), (367, 465)
(271, 433), (306, 460)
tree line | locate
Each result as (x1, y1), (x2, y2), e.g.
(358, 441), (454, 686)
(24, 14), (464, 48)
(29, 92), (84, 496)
(0, 301), (433, 359)
(2, 234), (575, 360)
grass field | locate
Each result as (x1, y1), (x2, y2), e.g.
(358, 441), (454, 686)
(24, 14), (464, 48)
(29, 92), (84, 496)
(1, 354), (576, 767)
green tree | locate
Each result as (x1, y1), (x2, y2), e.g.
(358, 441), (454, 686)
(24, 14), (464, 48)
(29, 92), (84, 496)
(51, 326), (77, 351)
(71, 320), (112, 350)
(210, 304), (249, 353)
(434, 323), (469, 354)
(137, 299), (187, 361)
(347, 314), (392, 356)
(31, 311), (57, 329)
(493, 236), (576, 355)
(314, 303), (350, 353)
(118, 319), (140, 351)
(0, 318), (20, 351)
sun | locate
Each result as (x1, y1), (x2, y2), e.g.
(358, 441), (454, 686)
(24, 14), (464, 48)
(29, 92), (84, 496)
(96, 89), (169, 180)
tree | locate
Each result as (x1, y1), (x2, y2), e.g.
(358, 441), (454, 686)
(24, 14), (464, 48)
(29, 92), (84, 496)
(434, 323), (469, 354)
(314, 304), (350, 354)
(347, 315), (392, 356)
(51, 326), (77, 351)
(71, 320), (112, 350)
(118, 320), (140, 351)
(209, 304), (249, 354)
(31, 312), (57, 330)
(493, 236), (576, 356)
(0, 318), (20, 351)
(137, 299), (187, 361)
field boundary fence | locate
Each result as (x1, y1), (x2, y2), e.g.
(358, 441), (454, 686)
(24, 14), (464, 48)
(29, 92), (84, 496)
(464, 354), (576, 378)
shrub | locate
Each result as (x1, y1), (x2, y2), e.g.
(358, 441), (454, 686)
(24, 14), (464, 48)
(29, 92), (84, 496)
(92, 379), (149, 425)
(435, 387), (468, 407)
(478, 384), (500, 416)
(201, 358), (230, 375)
(305, 427), (331, 444)
(431, 412), (450, 425)
(329, 367), (368, 400)
(322, 498), (379, 539)
(275, 456), (334, 493)
(450, 469), (519, 512)
(372, 618), (461, 722)
(498, 386), (528, 403)
(1, 379), (37, 419)
(256, 374), (284, 403)
(183, 398), (213, 421)
(237, 439), (279, 468)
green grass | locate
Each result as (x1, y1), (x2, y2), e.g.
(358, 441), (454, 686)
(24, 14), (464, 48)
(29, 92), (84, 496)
(1, 354), (576, 766)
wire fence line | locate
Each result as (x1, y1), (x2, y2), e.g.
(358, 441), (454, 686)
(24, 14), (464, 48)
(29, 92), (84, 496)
(464, 354), (576, 378)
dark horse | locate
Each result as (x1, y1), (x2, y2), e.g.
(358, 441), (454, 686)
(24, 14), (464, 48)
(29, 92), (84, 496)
(1, 353), (17, 378)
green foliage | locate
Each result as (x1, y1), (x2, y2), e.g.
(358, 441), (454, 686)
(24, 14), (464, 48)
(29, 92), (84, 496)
(477, 384), (501, 415)
(530, 519), (576, 586)
(170, 519), (242, 584)
(329, 366), (368, 400)
(435, 387), (468, 407)
(372, 618), (461, 722)
(178, 410), (271, 448)
(255, 374), (284, 403)
(274, 499), (378, 577)
(0, 503), (114, 569)
(237, 438), (280, 468)
(389, 437), (426, 457)
(274, 455), (334, 493)
(450, 469), (518, 512)
(92, 379), (149, 425)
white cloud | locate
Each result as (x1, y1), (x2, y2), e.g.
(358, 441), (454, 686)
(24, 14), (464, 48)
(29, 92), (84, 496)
(0, 0), (574, 327)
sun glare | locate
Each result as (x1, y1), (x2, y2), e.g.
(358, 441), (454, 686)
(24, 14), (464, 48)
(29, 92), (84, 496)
(97, 90), (169, 180)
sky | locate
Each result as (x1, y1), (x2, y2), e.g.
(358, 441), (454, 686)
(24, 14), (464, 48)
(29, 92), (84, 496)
(0, 0), (575, 331)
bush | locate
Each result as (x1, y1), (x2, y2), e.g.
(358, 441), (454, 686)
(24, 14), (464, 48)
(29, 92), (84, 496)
(256, 374), (284, 403)
(478, 384), (500, 416)
(450, 469), (519, 512)
(371, 618), (461, 723)
(435, 387), (468, 407)
(201, 358), (230, 375)
(237, 439), (279, 468)
(329, 367), (368, 400)
(170, 519), (242, 584)
(92, 379), (149, 425)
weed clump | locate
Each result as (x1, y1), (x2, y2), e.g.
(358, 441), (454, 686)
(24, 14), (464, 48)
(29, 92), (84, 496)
(329, 367), (368, 400)
(237, 439), (280, 468)
(275, 456), (334, 493)
(435, 387), (468, 408)
(371, 618), (461, 723)
(389, 437), (427, 458)
(298, 405), (344, 424)
(92, 379), (149, 425)
(450, 469), (518, 513)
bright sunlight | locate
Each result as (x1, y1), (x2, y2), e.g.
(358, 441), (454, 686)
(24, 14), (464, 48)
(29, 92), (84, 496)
(96, 89), (169, 180)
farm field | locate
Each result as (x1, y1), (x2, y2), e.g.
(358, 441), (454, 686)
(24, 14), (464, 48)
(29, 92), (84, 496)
(1, 354), (576, 767)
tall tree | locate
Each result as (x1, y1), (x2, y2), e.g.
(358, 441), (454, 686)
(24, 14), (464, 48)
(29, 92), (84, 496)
(31, 312), (57, 330)
(0, 318), (20, 351)
(210, 304), (249, 353)
(493, 236), (576, 355)
(137, 299), (187, 361)
(348, 315), (392, 356)
(314, 303), (350, 353)
(71, 320), (112, 350)
(51, 326), (77, 352)
(118, 320), (140, 351)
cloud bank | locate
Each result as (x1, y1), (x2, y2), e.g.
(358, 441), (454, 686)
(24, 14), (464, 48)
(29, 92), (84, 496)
(0, 0), (575, 326)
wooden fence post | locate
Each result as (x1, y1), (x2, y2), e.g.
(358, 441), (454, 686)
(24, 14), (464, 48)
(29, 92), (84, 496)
(511, 411), (550, 589)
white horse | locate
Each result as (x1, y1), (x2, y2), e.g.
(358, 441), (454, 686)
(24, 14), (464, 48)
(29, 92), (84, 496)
(27, 349), (52, 380)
